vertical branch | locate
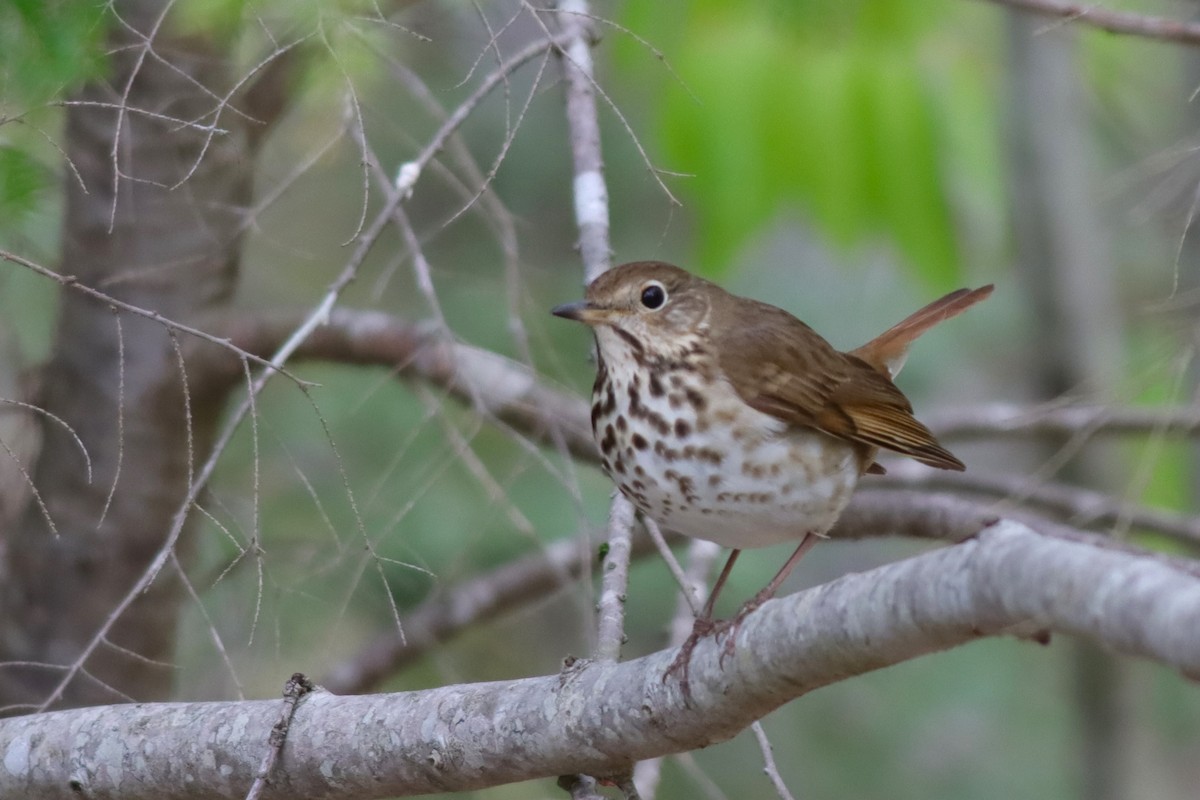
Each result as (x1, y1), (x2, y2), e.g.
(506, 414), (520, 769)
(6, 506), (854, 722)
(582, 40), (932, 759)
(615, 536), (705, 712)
(594, 496), (636, 662)
(556, 0), (612, 284)
(554, 0), (631, 667)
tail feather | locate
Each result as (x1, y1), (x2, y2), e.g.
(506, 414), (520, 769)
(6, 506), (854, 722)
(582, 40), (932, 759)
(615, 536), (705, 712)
(852, 284), (993, 377)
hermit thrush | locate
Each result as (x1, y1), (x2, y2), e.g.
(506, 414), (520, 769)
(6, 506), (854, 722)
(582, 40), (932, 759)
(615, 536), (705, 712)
(553, 261), (991, 690)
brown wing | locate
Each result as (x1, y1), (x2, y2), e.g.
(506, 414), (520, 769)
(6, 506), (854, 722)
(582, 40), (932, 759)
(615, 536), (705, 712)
(715, 301), (964, 471)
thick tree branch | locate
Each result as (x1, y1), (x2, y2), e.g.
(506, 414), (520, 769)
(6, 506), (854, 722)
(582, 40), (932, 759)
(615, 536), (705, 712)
(4, 520), (1200, 799)
(201, 308), (595, 461)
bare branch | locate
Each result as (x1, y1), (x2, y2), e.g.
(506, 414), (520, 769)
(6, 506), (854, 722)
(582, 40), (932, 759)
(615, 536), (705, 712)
(0, 250), (309, 387)
(7, 519), (1200, 799)
(751, 722), (797, 800)
(322, 533), (604, 694)
(930, 401), (1200, 440)
(555, 0), (612, 283)
(974, 0), (1200, 46)
(633, 537), (720, 799)
(596, 495), (637, 661)
(206, 308), (596, 462)
(322, 487), (1191, 696)
(879, 464), (1200, 545)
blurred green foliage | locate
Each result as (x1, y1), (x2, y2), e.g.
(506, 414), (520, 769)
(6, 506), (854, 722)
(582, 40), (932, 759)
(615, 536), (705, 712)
(3, 1), (1200, 798)
(0, 145), (45, 227)
(0, 1), (105, 241)
(614, 0), (987, 287)
(0, 1), (107, 106)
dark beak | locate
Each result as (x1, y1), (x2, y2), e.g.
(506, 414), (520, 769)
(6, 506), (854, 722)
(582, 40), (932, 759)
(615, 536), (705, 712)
(551, 300), (593, 322)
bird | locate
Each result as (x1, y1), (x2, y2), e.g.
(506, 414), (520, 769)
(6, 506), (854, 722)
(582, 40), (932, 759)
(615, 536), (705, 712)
(552, 261), (992, 693)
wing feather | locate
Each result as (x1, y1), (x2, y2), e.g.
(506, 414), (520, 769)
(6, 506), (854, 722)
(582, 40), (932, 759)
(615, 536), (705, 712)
(715, 301), (964, 471)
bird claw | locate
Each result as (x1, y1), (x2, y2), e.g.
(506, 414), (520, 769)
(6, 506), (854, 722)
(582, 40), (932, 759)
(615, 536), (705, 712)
(663, 601), (766, 700)
(663, 616), (716, 701)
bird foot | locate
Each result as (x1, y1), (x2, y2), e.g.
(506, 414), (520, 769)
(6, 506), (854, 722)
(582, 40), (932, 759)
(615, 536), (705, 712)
(663, 616), (717, 701)
(714, 589), (772, 667)
(663, 594), (773, 700)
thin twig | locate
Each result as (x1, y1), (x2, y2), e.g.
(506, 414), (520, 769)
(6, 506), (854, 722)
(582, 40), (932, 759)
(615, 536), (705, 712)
(930, 401), (1200, 440)
(633, 537), (720, 799)
(751, 722), (798, 800)
(0, 250), (310, 387)
(976, 0), (1200, 46)
(104, 0), (177, 232)
(390, 31), (573, 203)
(879, 464), (1200, 545)
(244, 673), (316, 800)
(170, 551), (245, 701)
(95, 313), (124, 529)
(322, 531), (606, 694)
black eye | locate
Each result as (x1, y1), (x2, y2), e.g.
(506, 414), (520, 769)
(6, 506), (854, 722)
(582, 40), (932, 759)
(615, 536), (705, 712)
(640, 282), (667, 310)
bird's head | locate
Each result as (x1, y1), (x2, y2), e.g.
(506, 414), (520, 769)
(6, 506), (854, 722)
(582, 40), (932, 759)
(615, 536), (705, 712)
(551, 261), (714, 362)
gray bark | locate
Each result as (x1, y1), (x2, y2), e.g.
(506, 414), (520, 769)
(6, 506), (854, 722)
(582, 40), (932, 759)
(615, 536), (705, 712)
(1, 519), (1198, 799)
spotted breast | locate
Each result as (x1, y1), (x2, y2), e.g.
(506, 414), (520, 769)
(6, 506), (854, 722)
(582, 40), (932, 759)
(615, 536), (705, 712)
(589, 321), (863, 549)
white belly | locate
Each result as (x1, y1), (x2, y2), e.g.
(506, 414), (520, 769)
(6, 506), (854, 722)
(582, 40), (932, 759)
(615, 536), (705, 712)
(626, 424), (861, 549)
(643, 431), (859, 551)
(591, 334), (862, 549)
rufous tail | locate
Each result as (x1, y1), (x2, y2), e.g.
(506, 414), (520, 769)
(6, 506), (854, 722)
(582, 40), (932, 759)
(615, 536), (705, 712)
(851, 285), (993, 378)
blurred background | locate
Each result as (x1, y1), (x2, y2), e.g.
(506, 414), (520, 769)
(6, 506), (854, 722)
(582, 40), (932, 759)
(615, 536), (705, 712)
(3, 0), (1200, 798)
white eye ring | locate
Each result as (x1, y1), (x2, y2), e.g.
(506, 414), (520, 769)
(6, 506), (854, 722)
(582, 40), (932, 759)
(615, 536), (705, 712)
(640, 281), (668, 310)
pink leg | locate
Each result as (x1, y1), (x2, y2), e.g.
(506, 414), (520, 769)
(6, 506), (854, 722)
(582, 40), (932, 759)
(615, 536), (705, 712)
(663, 534), (822, 697)
(699, 548), (741, 620)
(745, 532), (819, 610)
(718, 532), (820, 662)
(663, 549), (741, 699)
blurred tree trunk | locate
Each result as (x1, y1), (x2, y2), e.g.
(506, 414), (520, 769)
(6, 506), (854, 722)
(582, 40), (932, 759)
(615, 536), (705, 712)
(1006, 13), (1131, 800)
(0, 0), (277, 710)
